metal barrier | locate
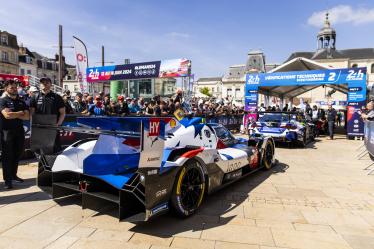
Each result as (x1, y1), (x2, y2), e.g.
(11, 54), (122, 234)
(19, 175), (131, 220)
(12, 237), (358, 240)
(364, 121), (374, 158)
(204, 114), (243, 131)
(21, 114), (244, 151)
(362, 120), (374, 175)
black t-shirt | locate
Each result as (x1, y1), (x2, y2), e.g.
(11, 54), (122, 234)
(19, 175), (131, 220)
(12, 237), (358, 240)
(30, 91), (65, 117)
(115, 102), (129, 116)
(0, 95), (28, 130)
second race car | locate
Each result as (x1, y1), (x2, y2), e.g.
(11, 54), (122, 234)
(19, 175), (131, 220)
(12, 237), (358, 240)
(248, 111), (316, 147)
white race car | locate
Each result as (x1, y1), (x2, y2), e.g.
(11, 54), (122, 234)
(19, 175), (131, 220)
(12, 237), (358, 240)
(32, 115), (275, 221)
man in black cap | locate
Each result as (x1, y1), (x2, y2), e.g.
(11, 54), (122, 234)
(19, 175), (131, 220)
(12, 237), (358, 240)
(0, 80), (29, 189)
(30, 77), (65, 151)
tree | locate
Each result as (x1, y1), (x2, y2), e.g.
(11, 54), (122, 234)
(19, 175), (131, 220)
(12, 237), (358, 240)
(199, 87), (212, 97)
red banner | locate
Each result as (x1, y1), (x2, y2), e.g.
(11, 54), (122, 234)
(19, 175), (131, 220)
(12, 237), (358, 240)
(0, 74), (29, 87)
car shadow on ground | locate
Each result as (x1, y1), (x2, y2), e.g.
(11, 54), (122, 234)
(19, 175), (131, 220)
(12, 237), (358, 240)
(125, 161), (289, 238)
(275, 139), (319, 150)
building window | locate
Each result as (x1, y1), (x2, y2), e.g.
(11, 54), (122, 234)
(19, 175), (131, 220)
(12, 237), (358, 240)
(352, 64), (358, 68)
(27, 70), (31, 75)
(10, 52), (14, 62)
(74, 85), (79, 92)
(1, 51), (8, 62)
(138, 79), (152, 95)
(227, 88), (232, 97)
(235, 88), (241, 98)
(64, 85), (68, 90)
(1, 35), (8, 45)
(371, 63), (374, 74)
(26, 56), (31, 64)
(20, 68), (25, 75)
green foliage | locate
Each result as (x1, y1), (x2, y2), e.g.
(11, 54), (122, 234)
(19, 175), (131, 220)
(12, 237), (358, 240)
(199, 87), (212, 97)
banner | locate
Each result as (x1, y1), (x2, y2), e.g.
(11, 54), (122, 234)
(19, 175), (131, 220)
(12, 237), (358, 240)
(0, 74), (29, 87)
(86, 58), (191, 82)
(73, 36), (89, 93)
(245, 67), (367, 137)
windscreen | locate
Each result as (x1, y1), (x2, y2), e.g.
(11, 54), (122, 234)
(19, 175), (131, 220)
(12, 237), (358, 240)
(259, 113), (289, 123)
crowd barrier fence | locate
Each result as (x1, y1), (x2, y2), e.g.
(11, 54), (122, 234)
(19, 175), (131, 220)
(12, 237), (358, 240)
(21, 114), (244, 151)
(364, 120), (374, 158)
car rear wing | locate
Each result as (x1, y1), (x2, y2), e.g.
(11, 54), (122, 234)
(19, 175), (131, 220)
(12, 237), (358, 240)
(31, 115), (178, 169)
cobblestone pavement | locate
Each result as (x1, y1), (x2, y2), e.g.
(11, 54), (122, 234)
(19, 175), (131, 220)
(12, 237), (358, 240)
(1, 135), (374, 249)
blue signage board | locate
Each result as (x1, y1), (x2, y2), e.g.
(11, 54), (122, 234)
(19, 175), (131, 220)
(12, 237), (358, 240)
(245, 67), (367, 137)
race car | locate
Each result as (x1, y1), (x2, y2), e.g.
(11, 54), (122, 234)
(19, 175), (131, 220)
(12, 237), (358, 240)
(32, 115), (275, 221)
(248, 111), (315, 147)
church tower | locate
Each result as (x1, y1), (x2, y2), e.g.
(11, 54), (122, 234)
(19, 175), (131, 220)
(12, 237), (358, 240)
(317, 12), (336, 50)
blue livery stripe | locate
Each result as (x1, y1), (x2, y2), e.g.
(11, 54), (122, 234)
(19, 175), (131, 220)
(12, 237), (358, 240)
(221, 153), (233, 160)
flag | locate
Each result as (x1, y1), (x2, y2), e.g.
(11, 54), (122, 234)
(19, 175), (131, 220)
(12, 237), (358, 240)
(73, 36), (88, 93)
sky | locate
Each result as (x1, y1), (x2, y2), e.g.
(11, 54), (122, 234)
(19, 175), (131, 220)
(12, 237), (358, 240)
(1, 0), (374, 78)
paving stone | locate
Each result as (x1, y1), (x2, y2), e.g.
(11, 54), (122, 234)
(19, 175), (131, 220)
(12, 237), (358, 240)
(201, 224), (274, 246)
(65, 226), (97, 238)
(215, 241), (260, 249)
(256, 220), (295, 230)
(293, 223), (335, 233)
(129, 233), (173, 247)
(342, 234), (374, 249)
(272, 229), (352, 249)
(302, 209), (372, 227)
(88, 228), (134, 242)
(220, 216), (256, 226)
(71, 238), (150, 249)
(244, 206), (306, 223)
(1, 218), (77, 247)
(171, 237), (215, 249)
(0, 235), (45, 249)
(331, 225), (374, 237)
(45, 236), (79, 249)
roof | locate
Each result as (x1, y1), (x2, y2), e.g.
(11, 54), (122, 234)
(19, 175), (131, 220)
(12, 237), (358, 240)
(269, 57), (330, 73)
(31, 52), (45, 60)
(197, 77), (222, 82)
(262, 57), (338, 98)
(20, 47), (35, 57)
(286, 52), (314, 61)
(223, 64), (246, 81)
(0, 31), (19, 49)
(286, 48), (374, 62)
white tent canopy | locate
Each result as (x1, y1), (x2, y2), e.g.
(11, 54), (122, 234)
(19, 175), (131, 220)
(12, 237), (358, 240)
(259, 57), (348, 99)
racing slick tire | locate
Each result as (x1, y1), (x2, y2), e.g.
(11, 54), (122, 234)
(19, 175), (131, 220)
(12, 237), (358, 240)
(171, 160), (206, 217)
(262, 141), (274, 170)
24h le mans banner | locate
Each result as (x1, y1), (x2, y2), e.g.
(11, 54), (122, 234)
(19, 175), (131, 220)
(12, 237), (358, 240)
(86, 58), (191, 82)
(245, 67), (367, 137)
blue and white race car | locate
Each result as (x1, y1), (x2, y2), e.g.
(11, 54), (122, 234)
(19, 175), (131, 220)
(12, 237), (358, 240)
(248, 112), (315, 147)
(32, 115), (275, 221)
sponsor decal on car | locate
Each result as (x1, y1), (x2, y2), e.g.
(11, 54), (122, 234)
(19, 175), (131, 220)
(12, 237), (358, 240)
(150, 202), (168, 216)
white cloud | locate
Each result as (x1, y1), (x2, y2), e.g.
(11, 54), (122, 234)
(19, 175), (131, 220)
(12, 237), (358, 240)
(165, 32), (190, 39)
(308, 5), (374, 27)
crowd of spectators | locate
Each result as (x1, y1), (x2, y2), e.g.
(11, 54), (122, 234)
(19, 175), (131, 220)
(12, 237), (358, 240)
(2, 81), (245, 117)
